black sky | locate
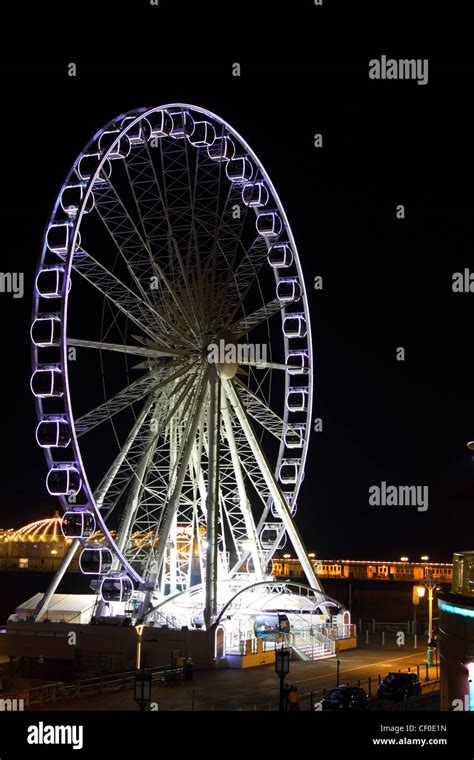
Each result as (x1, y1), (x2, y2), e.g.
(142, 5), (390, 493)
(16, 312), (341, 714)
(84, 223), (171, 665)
(0, 60), (473, 562)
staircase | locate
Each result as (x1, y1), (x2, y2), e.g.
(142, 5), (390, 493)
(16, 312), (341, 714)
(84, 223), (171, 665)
(291, 630), (335, 661)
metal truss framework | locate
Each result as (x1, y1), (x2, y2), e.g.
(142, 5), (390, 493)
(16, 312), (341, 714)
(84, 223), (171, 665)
(31, 104), (319, 628)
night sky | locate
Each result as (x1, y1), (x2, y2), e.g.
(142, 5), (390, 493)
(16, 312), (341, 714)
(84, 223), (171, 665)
(0, 60), (473, 563)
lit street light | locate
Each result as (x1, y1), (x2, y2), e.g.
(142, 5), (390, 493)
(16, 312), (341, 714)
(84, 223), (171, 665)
(135, 624), (145, 670)
(413, 572), (438, 665)
(412, 585), (426, 647)
(426, 570), (437, 665)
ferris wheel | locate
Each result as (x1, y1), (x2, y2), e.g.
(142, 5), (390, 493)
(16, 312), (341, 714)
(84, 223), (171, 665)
(31, 104), (321, 627)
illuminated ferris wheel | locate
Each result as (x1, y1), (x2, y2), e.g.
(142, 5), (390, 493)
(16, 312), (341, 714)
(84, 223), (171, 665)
(30, 104), (321, 627)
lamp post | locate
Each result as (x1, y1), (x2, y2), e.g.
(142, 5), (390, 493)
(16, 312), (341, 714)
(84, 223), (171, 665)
(426, 570), (436, 666)
(135, 624), (145, 670)
(275, 647), (290, 711)
(413, 585), (426, 648)
(134, 668), (152, 712)
(413, 571), (437, 665)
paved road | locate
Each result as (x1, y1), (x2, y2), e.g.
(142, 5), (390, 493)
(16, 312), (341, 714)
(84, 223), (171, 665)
(29, 643), (439, 711)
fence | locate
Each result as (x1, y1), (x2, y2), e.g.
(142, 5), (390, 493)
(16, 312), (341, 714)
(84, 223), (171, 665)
(358, 619), (438, 636)
(239, 662), (440, 712)
(0, 663), (182, 709)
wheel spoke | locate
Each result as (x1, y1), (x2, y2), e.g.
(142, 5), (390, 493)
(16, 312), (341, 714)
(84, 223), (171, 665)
(223, 379), (321, 591)
(75, 362), (194, 437)
(70, 246), (193, 348)
(229, 298), (288, 337)
(233, 377), (287, 439)
(67, 337), (189, 359)
(140, 367), (210, 587)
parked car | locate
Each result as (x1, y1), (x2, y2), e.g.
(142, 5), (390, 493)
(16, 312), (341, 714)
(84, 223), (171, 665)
(376, 672), (421, 701)
(321, 686), (368, 711)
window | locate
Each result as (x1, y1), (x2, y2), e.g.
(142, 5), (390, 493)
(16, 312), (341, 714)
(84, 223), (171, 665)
(19, 558), (28, 568)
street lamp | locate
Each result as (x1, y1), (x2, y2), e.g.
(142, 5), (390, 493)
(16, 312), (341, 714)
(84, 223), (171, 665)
(275, 647), (291, 712)
(412, 585), (426, 647)
(135, 624), (145, 670)
(426, 570), (437, 665)
(413, 571), (437, 665)
(134, 668), (152, 712)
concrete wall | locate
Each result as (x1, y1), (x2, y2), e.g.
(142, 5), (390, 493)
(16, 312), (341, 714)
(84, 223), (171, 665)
(226, 650), (275, 669)
(0, 621), (216, 675)
(335, 636), (357, 652)
(141, 627), (215, 669)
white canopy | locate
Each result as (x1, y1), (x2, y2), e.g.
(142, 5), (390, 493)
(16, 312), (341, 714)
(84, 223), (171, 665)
(13, 593), (95, 624)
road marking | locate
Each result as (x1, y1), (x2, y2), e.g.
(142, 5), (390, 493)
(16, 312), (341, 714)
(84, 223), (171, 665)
(276, 652), (429, 687)
(173, 652), (432, 710)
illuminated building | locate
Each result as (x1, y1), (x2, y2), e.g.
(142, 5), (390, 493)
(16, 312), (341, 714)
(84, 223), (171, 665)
(0, 513), (110, 571)
(438, 551), (474, 710)
(272, 557), (453, 583)
(0, 513), (205, 573)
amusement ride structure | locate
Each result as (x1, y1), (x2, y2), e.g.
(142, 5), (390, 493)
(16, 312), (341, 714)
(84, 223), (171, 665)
(30, 104), (347, 653)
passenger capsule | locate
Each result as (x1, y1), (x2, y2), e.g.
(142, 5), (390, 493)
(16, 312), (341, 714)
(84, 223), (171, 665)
(98, 130), (131, 160)
(284, 425), (305, 448)
(286, 351), (309, 375)
(79, 547), (113, 575)
(31, 316), (61, 348)
(120, 116), (151, 145)
(60, 184), (94, 217)
(207, 136), (235, 162)
(260, 525), (281, 550)
(31, 368), (63, 398)
(168, 110), (194, 139)
(100, 575), (134, 603)
(61, 510), (96, 539)
(254, 613), (290, 640)
(36, 266), (67, 299)
(147, 110), (173, 139)
(46, 465), (82, 496)
(283, 314), (307, 339)
(46, 224), (71, 254)
(267, 243), (293, 269)
(36, 418), (71, 448)
(188, 120), (216, 147)
(256, 212), (282, 237)
(270, 492), (297, 517)
(279, 460), (301, 484)
(260, 525), (287, 550)
(78, 153), (112, 184)
(286, 388), (308, 412)
(276, 278), (301, 303)
(226, 157), (253, 183)
(242, 181), (268, 208)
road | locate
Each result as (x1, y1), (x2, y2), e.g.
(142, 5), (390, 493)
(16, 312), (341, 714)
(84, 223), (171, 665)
(28, 642), (440, 711)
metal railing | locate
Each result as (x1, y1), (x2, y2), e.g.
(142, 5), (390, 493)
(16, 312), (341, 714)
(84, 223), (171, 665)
(246, 663), (440, 712)
(325, 623), (356, 640)
(224, 632), (273, 655)
(0, 663), (182, 708)
(290, 627), (335, 657)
